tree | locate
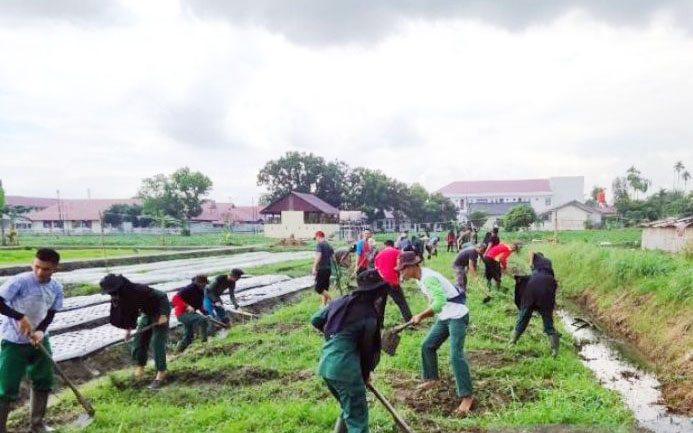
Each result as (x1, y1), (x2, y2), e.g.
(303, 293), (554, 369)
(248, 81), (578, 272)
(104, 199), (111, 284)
(683, 171), (691, 191)
(257, 152), (348, 207)
(103, 204), (152, 228)
(468, 210), (488, 229)
(137, 167), (212, 232)
(674, 161), (685, 190)
(501, 205), (537, 231)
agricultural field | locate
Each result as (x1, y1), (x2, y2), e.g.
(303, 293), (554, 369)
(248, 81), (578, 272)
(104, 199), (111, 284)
(12, 232), (269, 248)
(34, 248), (637, 433)
(0, 248), (167, 266)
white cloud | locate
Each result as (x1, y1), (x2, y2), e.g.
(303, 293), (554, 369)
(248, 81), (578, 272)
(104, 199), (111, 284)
(1, 1), (693, 205)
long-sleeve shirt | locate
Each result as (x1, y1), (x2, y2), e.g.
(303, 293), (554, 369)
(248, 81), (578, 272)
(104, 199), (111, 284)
(109, 282), (170, 329)
(416, 268), (469, 321)
(171, 285), (208, 318)
(485, 243), (513, 269)
(374, 246), (400, 286)
(205, 275), (238, 309)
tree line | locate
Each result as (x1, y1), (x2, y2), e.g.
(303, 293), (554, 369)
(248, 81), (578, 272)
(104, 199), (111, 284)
(257, 151), (458, 224)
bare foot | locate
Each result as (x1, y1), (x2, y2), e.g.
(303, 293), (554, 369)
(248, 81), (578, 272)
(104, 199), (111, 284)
(134, 366), (145, 378)
(155, 371), (167, 381)
(454, 396), (474, 417)
(416, 380), (438, 392)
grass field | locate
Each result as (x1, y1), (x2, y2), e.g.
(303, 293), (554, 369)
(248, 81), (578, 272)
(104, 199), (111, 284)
(0, 248), (166, 266)
(13, 232), (268, 247)
(38, 249), (635, 433)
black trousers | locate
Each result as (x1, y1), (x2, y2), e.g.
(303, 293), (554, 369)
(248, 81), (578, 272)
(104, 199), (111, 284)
(376, 284), (413, 323)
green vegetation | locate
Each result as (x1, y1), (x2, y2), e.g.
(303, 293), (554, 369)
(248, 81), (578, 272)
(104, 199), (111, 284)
(12, 232), (268, 248)
(501, 205), (537, 232)
(0, 248), (162, 266)
(41, 249), (633, 432)
(507, 228), (642, 246)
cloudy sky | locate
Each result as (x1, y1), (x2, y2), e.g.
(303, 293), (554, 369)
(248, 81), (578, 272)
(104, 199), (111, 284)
(2, 0), (693, 204)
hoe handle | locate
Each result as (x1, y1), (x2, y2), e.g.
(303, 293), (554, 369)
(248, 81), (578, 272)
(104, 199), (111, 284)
(367, 383), (415, 433)
(37, 342), (96, 417)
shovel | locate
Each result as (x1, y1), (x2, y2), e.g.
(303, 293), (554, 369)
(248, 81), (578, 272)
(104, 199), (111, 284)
(382, 321), (413, 356)
(228, 308), (259, 319)
(367, 383), (416, 433)
(37, 342), (95, 427)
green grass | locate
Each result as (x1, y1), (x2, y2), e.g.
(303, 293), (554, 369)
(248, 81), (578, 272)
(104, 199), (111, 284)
(14, 232), (269, 247)
(0, 248), (164, 266)
(43, 250), (633, 433)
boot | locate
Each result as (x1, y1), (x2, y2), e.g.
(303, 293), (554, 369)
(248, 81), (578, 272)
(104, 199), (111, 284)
(510, 331), (520, 345)
(30, 390), (54, 433)
(0, 398), (11, 433)
(550, 333), (560, 358)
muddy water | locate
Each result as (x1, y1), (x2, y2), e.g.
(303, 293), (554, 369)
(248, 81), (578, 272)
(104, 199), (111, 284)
(560, 312), (693, 433)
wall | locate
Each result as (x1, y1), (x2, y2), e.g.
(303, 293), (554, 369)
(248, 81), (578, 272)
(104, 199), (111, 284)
(642, 227), (693, 253)
(536, 205), (601, 231)
(264, 211), (340, 239)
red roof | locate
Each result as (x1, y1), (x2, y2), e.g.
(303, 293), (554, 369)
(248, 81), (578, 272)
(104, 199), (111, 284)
(26, 199), (140, 221)
(5, 196), (58, 209)
(193, 201), (262, 223)
(437, 179), (551, 195)
(260, 191), (338, 215)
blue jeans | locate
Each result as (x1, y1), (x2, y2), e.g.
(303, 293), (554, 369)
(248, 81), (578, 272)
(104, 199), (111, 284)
(203, 296), (229, 323)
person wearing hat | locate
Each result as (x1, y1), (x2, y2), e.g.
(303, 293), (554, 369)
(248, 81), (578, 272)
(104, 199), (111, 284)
(99, 274), (170, 390)
(311, 270), (386, 433)
(203, 269), (245, 324)
(0, 248), (63, 433)
(398, 251), (474, 417)
(312, 231), (334, 306)
(511, 252), (560, 356)
(171, 275), (210, 353)
(483, 242), (520, 290)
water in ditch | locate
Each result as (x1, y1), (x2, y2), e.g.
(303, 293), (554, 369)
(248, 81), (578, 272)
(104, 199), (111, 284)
(560, 312), (693, 433)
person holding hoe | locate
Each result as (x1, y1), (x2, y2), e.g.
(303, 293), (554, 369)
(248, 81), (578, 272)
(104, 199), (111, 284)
(313, 230), (334, 306)
(311, 270), (386, 432)
(171, 275), (210, 353)
(399, 251), (474, 417)
(453, 244), (491, 303)
(204, 269), (245, 324)
(100, 273), (170, 390)
(0, 248), (64, 433)
(483, 242), (520, 291)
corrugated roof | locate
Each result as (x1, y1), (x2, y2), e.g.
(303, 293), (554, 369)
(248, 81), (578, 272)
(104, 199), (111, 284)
(438, 179), (552, 195)
(26, 199), (140, 221)
(291, 192), (339, 214)
(5, 196), (58, 209)
(538, 200), (599, 217)
(467, 202), (524, 216)
(193, 201), (262, 223)
(644, 216), (693, 229)
(260, 191), (338, 215)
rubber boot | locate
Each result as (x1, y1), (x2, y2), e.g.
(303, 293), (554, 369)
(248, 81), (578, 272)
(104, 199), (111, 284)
(550, 333), (560, 358)
(200, 320), (209, 343)
(0, 398), (11, 433)
(333, 416), (347, 433)
(510, 331), (520, 345)
(30, 390), (54, 433)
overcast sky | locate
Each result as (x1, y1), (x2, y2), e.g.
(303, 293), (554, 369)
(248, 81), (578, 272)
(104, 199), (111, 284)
(2, 0), (693, 204)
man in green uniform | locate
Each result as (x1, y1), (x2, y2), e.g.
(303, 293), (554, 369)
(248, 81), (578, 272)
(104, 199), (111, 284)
(311, 270), (386, 433)
(0, 248), (63, 433)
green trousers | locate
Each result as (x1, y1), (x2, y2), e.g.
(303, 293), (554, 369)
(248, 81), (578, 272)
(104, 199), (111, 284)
(177, 312), (208, 352)
(132, 315), (168, 372)
(421, 315), (473, 397)
(0, 337), (53, 400)
(515, 307), (556, 338)
(324, 378), (368, 433)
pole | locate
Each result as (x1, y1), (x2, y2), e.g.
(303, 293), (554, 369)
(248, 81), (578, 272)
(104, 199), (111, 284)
(366, 383), (415, 433)
(99, 211), (108, 271)
(37, 343), (95, 417)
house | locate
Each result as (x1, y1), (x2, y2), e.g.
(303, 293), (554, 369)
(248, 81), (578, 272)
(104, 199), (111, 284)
(535, 200), (603, 231)
(191, 201), (264, 233)
(438, 177), (584, 223)
(25, 199), (139, 233)
(4, 196), (58, 213)
(260, 191), (340, 239)
(641, 216), (693, 253)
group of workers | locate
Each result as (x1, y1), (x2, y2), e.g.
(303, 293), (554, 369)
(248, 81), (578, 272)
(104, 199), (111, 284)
(0, 247), (246, 432)
(312, 226), (560, 432)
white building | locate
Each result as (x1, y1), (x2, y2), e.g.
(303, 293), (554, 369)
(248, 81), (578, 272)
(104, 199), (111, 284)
(641, 216), (693, 253)
(437, 177), (584, 226)
(535, 200), (603, 231)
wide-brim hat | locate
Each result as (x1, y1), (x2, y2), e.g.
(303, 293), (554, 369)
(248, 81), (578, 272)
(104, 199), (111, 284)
(355, 269), (388, 292)
(395, 251), (421, 271)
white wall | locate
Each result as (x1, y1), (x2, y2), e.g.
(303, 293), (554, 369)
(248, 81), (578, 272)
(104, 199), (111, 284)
(642, 227), (693, 252)
(536, 205), (601, 231)
(264, 210), (340, 239)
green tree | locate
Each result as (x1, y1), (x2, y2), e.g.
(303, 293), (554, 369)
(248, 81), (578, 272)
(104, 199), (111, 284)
(683, 170), (691, 191)
(468, 209), (488, 228)
(137, 167), (212, 232)
(257, 151), (348, 207)
(103, 204), (152, 228)
(674, 161), (685, 190)
(501, 205), (537, 231)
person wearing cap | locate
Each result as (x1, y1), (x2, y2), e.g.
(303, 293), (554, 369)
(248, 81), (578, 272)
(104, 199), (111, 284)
(312, 231), (334, 306)
(483, 242), (520, 290)
(0, 248), (63, 433)
(511, 252), (560, 356)
(171, 275), (210, 353)
(373, 240), (413, 323)
(311, 270), (386, 433)
(100, 273), (170, 390)
(203, 269), (244, 324)
(398, 251), (474, 417)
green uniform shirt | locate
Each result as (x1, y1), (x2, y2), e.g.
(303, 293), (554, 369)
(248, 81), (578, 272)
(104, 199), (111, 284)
(311, 307), (378, 384)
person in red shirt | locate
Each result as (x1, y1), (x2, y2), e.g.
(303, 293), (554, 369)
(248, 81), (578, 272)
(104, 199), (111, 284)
(354, 229), (373, 275)
(483, 243), (520, 290)
(171, 275), (209, 352)
(446, 230), (457, 253)
(374, 240), (413, 323)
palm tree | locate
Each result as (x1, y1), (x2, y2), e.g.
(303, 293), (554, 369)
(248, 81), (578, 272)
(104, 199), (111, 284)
(674, 161), (685, 190)
(683, 170), (691, 191)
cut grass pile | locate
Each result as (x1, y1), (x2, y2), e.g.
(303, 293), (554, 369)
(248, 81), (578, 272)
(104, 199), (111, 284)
(43, 250), (634, 433)
(0, 248), (160, 266)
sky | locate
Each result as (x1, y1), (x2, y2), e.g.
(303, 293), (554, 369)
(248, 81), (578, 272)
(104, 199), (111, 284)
(1, 0), (693, 204)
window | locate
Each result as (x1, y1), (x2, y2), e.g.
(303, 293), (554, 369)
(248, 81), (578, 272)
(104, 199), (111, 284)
(476, 198), (488, 203)
(545, 197), (552, 206)
(43, 221), (51, 228)
(499, 198), (504, 203)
